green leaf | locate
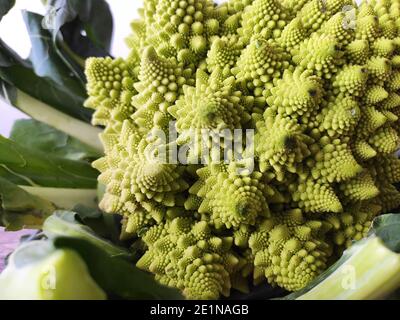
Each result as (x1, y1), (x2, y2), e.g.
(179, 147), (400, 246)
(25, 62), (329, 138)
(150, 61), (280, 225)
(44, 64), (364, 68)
(0, 49), (92, 123)
(282, 214), (400, 300)
(72, 204), (123, 245)
(0, 56), (91, 123)
(5, 120), (100, 209)
(43, 210), (128, 258)
(0, 83), (102, 151)
(45, 0), (113, 83)
(47, 0), (113, 53)
(0, 61), (90, 120)
(369, 214), (400, 253)
(0, 9), (103, 149)
(54, 236), (184, 300)
(10, 119), (101, 162)
(0, 177), (55, 230)
(0, 0), (15, 22)
(0, 13), (92, 123)
(0, 135), (98, 189)
(21, 11), (91, 119)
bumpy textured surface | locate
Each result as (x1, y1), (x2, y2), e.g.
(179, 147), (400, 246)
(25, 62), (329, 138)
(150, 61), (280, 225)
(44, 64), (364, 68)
(85, 0), (400, 299)
(136, 217), (243, 299)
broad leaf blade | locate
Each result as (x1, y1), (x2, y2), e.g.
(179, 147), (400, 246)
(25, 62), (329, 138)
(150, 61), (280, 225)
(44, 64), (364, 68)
(0, 62), (91, 122)
(72, 204), (123, 245)
(0, 135), (98, 189)
(0, 82), (102, 151)
(0, 177), (55, 230)
(43, 210), (127, 258)
(45, 0), (113, 82)
(0, 0), (15, 22)
(10, 119), (101, 162)
(47, 0), (113, 52)
(370, 214), (400, 253)
(21, 10), (91, 120)
(0, 13), (92, 123)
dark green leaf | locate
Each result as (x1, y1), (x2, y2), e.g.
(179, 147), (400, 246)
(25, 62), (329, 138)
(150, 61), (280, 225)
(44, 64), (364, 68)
(23, 11), (79, 85)
(0, 80), (102, 152)
(54, 237), (184, 300)
(0, 135), (98, 188)
(45, 0), (113, 82)
(21, 11), (91, 119)
(10, 119), (101, 162)
(0, 38), (30, 68)
(0, 0), (15, 22)
(0, 64), (91, 122)
(386, 288), (400, 300)
(370, 213), (400, 253)
(47, 0), (113, 52)
(0, 13), (92, 123)
(0, 177), (55, 230)
(43, 210), (127, 258)
(72, 204), (123, 245)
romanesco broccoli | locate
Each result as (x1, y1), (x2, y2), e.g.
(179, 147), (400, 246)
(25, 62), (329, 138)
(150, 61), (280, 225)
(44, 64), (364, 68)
(85, 0), (400, 299)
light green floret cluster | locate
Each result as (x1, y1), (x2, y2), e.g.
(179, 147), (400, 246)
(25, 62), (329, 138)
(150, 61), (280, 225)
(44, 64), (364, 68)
(85, 0), (400, 299)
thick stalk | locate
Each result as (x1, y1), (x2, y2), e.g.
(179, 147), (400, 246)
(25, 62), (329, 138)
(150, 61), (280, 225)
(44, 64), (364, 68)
(297, 237), (400, 300)
(14, 90), (103, 152)
(20, 186), (97, 209)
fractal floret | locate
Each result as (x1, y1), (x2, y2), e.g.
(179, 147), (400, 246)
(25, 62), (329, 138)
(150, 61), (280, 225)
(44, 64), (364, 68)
(85, 0), (400, 299)
(136, 217), (242, 299)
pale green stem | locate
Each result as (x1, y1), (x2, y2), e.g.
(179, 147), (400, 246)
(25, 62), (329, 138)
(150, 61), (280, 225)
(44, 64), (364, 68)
(14, 90), (103, 152)
(20, 186), (97, 209)
(297, 237), (400, 300)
